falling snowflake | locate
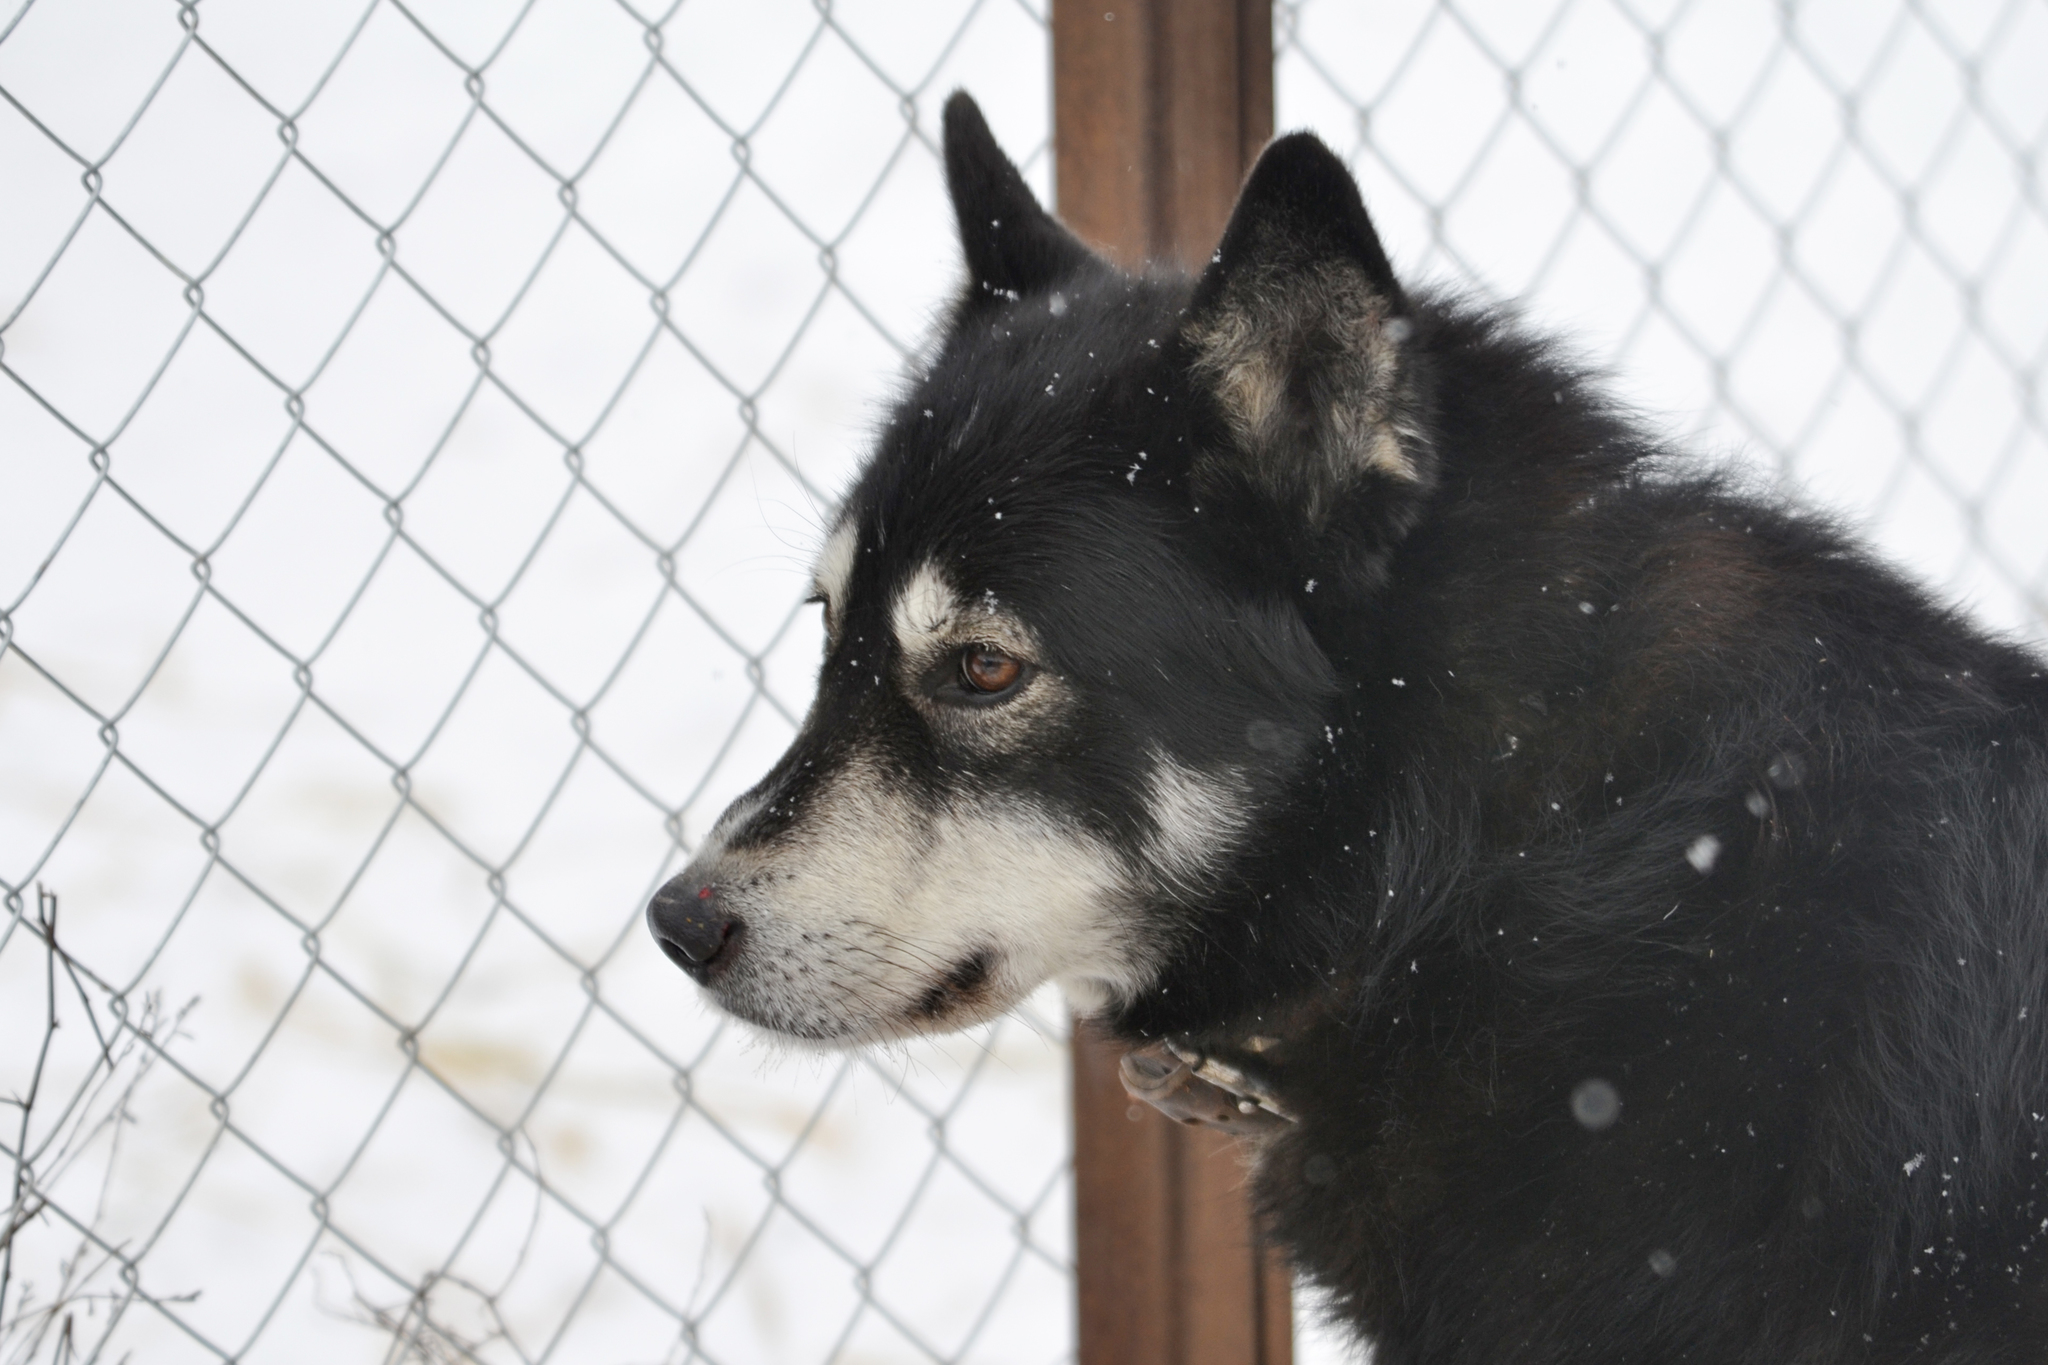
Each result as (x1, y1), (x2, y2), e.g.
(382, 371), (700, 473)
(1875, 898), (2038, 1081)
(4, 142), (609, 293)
(1570, 1079), (1621, 1131)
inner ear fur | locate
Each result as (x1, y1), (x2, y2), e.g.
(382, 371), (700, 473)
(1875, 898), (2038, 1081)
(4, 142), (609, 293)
(1184, 133), (1432, 534)
(943, 91), (1096, 306)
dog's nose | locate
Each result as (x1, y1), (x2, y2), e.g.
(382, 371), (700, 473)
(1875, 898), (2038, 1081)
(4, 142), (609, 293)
(647, 877), (738, 976)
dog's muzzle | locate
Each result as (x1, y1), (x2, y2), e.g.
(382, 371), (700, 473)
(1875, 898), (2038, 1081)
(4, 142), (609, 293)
(646, 875), (739, 979)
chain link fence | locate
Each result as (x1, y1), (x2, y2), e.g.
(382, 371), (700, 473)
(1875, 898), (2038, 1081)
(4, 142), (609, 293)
(4, 2), (2045, 1364)
(1279, 0), (2047, 649)
(1, 1), (1070, 1362)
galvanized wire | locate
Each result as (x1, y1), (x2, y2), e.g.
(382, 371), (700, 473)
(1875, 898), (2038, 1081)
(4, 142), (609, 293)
(0, 1), (1067, 1362)
(1278, 0), (2048, 645)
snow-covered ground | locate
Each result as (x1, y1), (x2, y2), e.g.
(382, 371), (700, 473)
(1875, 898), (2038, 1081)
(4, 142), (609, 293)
(2, 1), (1068, 1360)
(1, 1), (2039, 1362)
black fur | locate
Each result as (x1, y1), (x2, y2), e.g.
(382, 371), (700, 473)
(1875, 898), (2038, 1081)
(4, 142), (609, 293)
(834, 95), (2048, 1359)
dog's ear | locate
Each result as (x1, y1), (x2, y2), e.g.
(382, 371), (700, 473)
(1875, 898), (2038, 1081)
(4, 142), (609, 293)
(944, 91), (1094, 303)
(1184, 134), (1431, 554)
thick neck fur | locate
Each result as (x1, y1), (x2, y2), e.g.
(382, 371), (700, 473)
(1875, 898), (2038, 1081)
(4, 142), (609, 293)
(1104, 288), (2048, 1354)
(1110, 290), (1654, 1040)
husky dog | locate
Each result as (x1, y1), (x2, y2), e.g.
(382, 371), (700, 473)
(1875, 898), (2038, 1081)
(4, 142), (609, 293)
(649, 92), (2048, 1361)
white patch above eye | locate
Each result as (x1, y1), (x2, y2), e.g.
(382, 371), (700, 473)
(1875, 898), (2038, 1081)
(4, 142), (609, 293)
(813, 519), (858, 624)
(891, 561), (960, 654)
(1145, 754), (1251, 884)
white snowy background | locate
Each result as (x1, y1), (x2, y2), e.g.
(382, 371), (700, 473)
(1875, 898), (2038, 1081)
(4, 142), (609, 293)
(0, 1), (2041, 1363)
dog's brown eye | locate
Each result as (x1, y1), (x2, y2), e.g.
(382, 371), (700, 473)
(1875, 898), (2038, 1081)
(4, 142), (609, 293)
(961, 648), (1022, 693)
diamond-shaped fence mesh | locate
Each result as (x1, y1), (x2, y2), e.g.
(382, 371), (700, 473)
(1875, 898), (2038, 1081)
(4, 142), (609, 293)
(1279, 0), (2047, 646)
(0, 2), (1069, 1362)
(3, 3), (2044, 1365)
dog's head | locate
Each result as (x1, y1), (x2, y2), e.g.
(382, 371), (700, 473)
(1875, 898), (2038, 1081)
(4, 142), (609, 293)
(647, 94), (1429, 1044)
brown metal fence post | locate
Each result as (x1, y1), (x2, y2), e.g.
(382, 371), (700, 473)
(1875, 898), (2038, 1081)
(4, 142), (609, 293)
(1051, 4), (1289, 1363)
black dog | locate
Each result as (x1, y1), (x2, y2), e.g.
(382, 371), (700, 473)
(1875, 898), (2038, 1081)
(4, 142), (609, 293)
(649, 92), (2048, 1361)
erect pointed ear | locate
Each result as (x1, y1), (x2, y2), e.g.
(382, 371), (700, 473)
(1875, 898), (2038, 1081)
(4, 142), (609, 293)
(944, 91), (1096, 303)
(1184, 133), (1431, 546)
